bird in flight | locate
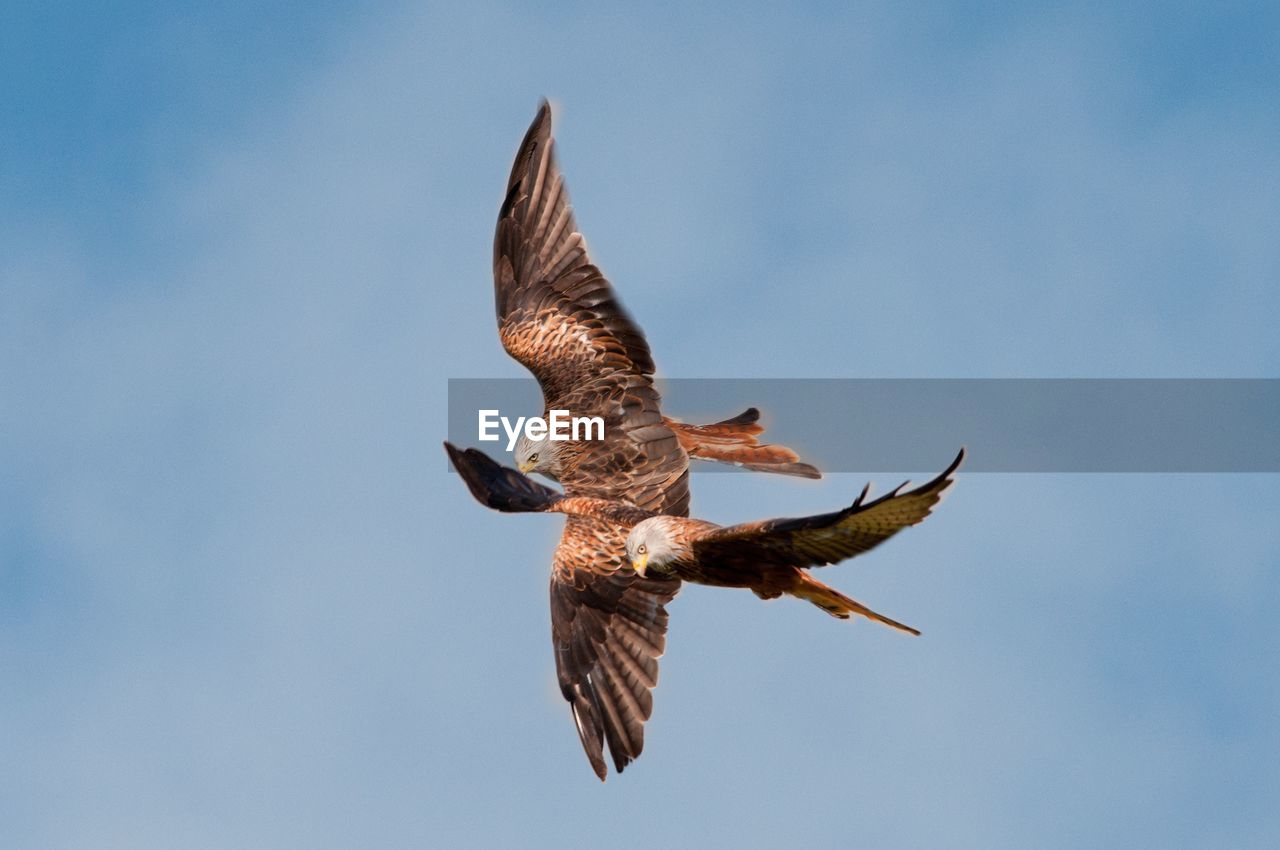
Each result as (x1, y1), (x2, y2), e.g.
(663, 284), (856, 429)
(447, 440), (962, 648)
(481, 101), (821, 779)
(494, 100), (817, 507)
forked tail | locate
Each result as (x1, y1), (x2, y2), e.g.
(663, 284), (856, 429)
(789, 572), (920, 636)
(665, 408), (821, 479)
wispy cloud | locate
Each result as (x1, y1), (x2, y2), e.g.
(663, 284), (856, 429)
(3, 3), (1278, 848)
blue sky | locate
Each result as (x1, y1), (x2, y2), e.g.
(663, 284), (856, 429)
(3, 2), (1278, 848)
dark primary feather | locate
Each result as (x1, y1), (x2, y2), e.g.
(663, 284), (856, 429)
(694, 448), (965, 569)
(444, 442), (562, 513)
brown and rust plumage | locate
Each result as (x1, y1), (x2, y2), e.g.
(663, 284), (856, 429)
(446, 439), (669, 778)
(489, 103), (688, 780)
(689, 448), (965, 573)
(628, 448), (966, 635)
(550, 516), (678, 779)
(486, 103), (823, 779)
(496, 105), (818, 500)
(495, 101), (688, 516)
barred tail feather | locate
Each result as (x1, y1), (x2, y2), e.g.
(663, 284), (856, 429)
(790, 572), (920, 636)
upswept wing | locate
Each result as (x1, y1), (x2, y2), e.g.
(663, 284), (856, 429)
(494, 101), (653, 414)
(494, 102), (688, 516)
(550, 517), (679, 781)
(692, 449), (965, 569)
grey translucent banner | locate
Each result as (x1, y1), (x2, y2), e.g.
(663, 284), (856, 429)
(446, 379), (1280, 472)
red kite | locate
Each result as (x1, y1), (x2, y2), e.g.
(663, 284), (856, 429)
(483, 103), (823, 779)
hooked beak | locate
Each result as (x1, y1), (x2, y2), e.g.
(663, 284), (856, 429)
(517, 460), (534, 474)
(632, 553), (648, 577)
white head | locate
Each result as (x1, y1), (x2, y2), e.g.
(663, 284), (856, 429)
(514, 432), (563, 479)
(624, 516), (687, 577)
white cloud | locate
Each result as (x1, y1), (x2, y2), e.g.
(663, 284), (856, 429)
(3, 3), (1278, 848)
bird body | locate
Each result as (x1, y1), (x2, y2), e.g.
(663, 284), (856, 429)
(460, 100), (956, 780)
(484, 102), (821, 778)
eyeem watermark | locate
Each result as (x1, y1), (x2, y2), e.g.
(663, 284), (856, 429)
(450, 378), (1280, 471)
(478, 409), (606, 451)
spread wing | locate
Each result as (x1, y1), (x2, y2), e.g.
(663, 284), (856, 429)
(550, 516), (680, 781)
(693, 449), (964, 568)
(445, 441), (675, 779)
(494, 102), (688, 514)
(494, 101), (654, 413)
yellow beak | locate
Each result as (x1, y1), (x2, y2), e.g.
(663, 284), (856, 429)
(632, 553), (648, 577)
(517, 460), (534, 474)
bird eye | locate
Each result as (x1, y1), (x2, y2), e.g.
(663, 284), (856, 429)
(529, 453), (539, 463)
(637, 544), (647, 554)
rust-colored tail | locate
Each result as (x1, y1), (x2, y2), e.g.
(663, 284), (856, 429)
(665, 408), (821, 479)
(788, 571), (920, 635)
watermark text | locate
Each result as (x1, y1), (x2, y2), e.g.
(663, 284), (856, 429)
(478, 409), (606, 451)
